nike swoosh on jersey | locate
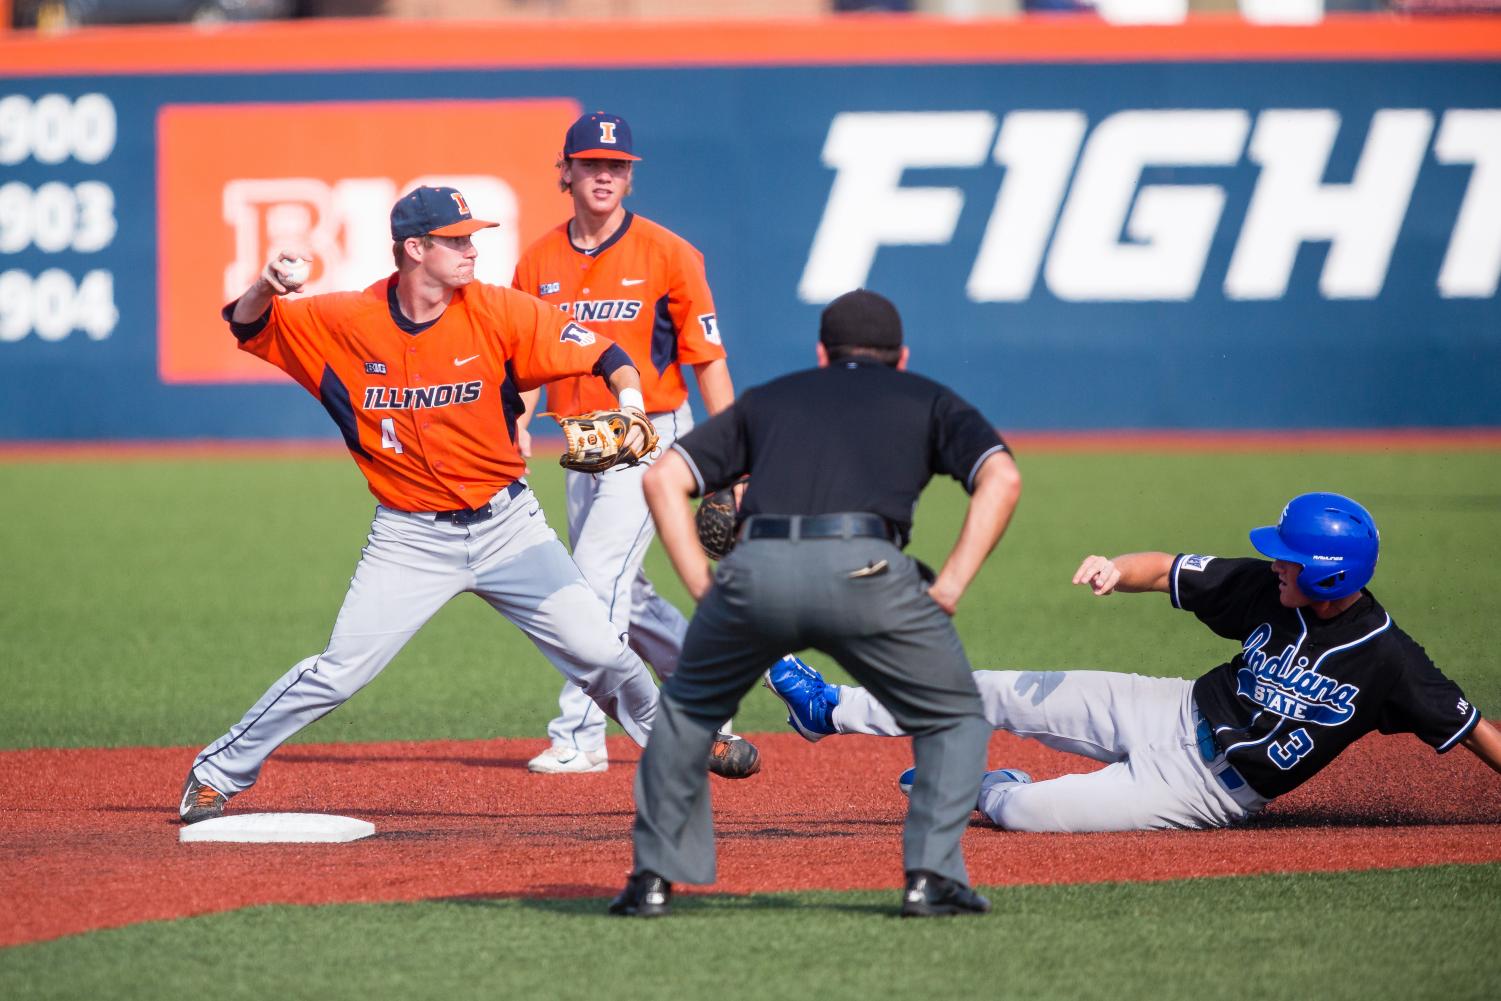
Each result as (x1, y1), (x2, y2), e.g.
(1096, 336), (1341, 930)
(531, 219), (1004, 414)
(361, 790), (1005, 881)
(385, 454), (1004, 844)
(454, 355), (480, 366)
(621, 278), (646, 286)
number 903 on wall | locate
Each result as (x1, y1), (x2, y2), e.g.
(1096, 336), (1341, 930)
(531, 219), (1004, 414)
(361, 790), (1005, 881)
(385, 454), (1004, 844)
(0, 269), (117, 342)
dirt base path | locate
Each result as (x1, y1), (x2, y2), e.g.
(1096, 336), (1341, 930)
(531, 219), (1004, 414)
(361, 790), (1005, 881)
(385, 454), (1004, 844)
(2, 731), (1497, 946)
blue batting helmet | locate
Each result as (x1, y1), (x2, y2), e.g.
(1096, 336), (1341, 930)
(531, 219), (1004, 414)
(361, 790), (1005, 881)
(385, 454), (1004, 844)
(1249, 492), (1380, 601)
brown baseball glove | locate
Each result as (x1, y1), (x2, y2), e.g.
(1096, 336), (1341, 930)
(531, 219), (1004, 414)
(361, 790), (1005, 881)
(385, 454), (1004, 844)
(695, 486), (739, 560)
(542, 409), (660, 474)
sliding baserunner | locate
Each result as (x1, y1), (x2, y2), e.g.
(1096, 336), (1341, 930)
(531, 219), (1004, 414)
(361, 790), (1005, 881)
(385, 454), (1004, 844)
(769, 493), (1501, 832)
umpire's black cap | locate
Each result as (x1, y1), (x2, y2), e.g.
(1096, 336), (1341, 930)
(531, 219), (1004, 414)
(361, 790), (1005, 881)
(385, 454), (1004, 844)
(819, 289), (903, 350)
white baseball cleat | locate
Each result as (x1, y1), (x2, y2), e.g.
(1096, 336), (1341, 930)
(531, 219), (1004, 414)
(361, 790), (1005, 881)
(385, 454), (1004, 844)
(527, 746), (609, 774)
(976, 768), (1033, 811)
(979, 768), (1033, 791)
(899, 766), (1032, 807)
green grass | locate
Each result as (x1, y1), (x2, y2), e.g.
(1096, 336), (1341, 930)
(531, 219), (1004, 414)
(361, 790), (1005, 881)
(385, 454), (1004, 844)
(2, 864), (1498, 1000)
(1, 448), (1499, 748)
(3, 449), (1500, 997)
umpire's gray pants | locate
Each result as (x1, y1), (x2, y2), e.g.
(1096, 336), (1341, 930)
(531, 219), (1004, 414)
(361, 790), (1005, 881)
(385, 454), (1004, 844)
(631, 534), (991, 887)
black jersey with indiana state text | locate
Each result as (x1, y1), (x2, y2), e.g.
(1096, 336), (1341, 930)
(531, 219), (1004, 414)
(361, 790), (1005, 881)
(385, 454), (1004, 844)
(1174, 555), (1480, 800)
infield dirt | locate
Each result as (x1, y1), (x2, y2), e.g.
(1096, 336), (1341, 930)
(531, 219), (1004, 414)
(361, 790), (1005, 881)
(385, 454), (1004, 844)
(2, 731), (1497, 946)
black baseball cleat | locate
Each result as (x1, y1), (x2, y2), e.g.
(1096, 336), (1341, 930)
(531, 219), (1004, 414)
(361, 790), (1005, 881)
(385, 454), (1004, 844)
(608, 871), (672, 918)
(899, 870), (991, 918)
(179, 771), (228, 824)
(707, 733), (761, 779)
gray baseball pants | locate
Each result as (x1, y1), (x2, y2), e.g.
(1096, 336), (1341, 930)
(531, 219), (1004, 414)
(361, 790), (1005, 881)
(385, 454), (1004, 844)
(833, 670), (1268, 831)
(192, 482), (660, 795)
(546, 403), (696, 753)
(631, 533), (991, 887)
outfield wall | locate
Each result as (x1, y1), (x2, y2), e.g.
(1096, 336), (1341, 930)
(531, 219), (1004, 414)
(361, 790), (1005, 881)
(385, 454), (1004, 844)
(1, 17), (1498, 439)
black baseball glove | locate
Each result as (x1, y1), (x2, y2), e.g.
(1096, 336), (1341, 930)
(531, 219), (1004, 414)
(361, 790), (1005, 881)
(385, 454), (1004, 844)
(695, 486), (739, 560)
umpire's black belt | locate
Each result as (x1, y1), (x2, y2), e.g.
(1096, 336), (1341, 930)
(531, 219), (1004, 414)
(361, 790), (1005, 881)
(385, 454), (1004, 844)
(431, 480), (526, 525)
(740, 512), (897, 543)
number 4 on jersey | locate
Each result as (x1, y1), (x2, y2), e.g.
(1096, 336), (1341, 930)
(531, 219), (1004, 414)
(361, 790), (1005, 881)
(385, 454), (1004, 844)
(380, 418), (404, 454)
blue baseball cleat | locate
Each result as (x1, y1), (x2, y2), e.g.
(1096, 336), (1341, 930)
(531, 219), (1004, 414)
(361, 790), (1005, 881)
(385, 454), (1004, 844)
(764, 655), (839, 742)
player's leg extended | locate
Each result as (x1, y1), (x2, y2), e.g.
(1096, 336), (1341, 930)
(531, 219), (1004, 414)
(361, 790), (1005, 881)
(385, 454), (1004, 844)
(827, 680), (905, 736)
(975, 761), (1173, 833)
(977, 742), (1237, 832)
(191, 507), (465, 795)
(539, 469), (613, 757)
(621, 402), (695, 681)
(543, 461), (662, 754)
(974, 677), (1247, 832)
(545, 405), (693, 754)
(828, 669), (1180, 764)
(472, 485), (658, 747)
(973, 670), (1191, 763)
(625, 572), (745, 735)
(631, 553), (781, 885)
(625, 573), (688, 680)
(765, 656), (921, 739)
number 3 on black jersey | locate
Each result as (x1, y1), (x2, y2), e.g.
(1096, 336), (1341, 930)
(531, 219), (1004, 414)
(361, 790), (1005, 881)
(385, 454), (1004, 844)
(1268, 728), (1313, 770)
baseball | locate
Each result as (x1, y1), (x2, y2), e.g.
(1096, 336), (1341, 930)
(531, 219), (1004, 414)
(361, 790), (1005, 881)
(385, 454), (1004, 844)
(279, 257), (312, 287)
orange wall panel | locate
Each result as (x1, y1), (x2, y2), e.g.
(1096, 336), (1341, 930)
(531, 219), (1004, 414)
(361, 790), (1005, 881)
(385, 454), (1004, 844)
(156, 98), (579, 384)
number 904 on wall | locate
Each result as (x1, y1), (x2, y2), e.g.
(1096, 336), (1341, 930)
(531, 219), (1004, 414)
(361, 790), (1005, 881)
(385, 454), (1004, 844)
(0, 269), (117, 342)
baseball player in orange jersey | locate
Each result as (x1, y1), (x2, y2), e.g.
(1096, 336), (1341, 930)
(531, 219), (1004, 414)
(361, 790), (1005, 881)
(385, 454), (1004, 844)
(513, 112), (751, 775)
(180, 185), (674, 823)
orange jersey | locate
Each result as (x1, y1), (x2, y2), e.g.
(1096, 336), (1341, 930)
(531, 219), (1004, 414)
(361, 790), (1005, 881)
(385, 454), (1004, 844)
(234, 275), (616, 512)
(512, 212), (725, 415)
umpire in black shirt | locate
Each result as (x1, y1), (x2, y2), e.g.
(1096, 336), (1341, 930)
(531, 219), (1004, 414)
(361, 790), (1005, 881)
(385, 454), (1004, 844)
(611, 289), (1023, 918)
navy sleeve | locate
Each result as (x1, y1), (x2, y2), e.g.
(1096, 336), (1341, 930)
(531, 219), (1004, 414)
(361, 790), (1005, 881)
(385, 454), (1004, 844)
(592, 342), (635, 381)
(222, 299), (271, 343)
(1170, 555), (1268, 641)
(930, 386), (1008, 492)
(1376, 629), (1482, 752)
(673, 395), (752, 497)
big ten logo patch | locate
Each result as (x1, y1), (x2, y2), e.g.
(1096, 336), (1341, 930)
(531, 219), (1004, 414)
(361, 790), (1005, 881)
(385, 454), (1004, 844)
(156, 98), (579, 384)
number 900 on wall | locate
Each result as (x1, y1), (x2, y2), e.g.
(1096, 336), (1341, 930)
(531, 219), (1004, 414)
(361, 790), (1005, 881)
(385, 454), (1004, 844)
(0, 92), (119, 344)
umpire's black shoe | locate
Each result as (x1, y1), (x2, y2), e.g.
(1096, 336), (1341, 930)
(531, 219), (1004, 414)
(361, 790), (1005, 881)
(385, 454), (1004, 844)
(608, 871), (672, 918)
(899, 870), (991, 918)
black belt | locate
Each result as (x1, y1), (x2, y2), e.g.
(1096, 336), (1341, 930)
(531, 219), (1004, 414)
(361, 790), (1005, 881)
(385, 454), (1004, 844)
(741, 513), (896, 543)
(432, 480), (525, 525)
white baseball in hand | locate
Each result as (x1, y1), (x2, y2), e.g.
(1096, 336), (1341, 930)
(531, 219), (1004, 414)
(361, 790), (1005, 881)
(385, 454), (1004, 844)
(279, 257), (312, 287)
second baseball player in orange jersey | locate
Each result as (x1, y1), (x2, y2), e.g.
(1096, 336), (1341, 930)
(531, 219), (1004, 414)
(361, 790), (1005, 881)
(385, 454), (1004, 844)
(514, 111), (747, 774)
(513, 208), (725, 417)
